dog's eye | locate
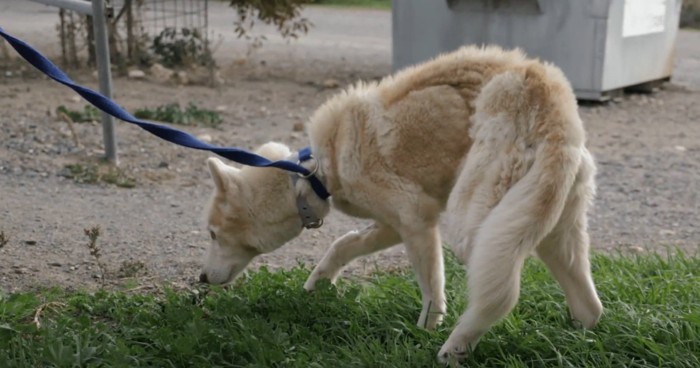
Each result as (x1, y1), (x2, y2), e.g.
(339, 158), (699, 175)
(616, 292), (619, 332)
(209, 231), (216, 240)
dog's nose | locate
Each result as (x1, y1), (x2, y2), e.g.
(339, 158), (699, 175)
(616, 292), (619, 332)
(199, 272), (208, 283)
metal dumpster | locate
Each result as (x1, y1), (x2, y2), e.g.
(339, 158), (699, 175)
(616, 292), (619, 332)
(392, 0), (683, 100)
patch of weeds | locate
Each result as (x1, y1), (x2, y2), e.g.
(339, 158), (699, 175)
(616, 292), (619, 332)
(84, 226), (106, 286)
(0, 230), (7, 248)
(63, 163), (99, 184)
(116, 261), (146, 279)
(134, 103), (222, 128)
(151, 27), (214, 68)
(62, 163), (136, 188)
(100, 168), (137, 188)
(56, 105), (101, 123)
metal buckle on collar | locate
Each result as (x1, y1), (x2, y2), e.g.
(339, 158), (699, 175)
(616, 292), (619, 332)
(289, 152), (325, 230)
(304, 218), (324, 229)
(296, 155), (318, 179)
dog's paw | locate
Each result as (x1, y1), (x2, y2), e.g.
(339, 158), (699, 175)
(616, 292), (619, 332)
(304, 262), (342, 291)
(417, 311), (444, 330)
(303, 275), (318, 292)
(437, 341), (472, 365)
(303, 269), (328, 291)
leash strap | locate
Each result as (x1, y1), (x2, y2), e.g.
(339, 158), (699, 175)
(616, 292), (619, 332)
(0, 27), (330, 200)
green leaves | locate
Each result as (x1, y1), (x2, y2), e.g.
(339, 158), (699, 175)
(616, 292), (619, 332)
(134, 103), (223, 128)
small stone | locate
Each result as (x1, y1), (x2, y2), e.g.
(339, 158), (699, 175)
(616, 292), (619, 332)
(158, 161), (169, 169)
(128, 69), (146, 79)
(215, 105), (227, 112)
(149, 63), (174, 83)
(4, 71), (12, 77)
(175, 71), (189, 85)
(629, 246), (644, 253)
(197, 134), (212, 143)
(292, 122), (305, 132)
(14, 267), (28, 275)
(674, 145), (687, 152)
(24, 240), (37, 245)
(322, 78), (340, 89)
(69, 95), (81, 103)
(48, 262), (62, 267)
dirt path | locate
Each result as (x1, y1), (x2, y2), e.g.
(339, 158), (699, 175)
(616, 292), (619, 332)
(0, 3), (699, 292)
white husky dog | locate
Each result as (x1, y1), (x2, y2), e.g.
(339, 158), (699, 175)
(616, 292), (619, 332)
(199, 46), (603, 362)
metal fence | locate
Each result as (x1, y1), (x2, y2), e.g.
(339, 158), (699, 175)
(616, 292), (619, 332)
(26, 0), (211, 163)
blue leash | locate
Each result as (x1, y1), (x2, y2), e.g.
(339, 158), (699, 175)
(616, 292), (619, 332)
(0, 27), (330, 200)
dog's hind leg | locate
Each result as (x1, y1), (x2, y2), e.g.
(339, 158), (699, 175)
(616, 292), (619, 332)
(536, 224), (602, 329)
(439, 139), (581, 362)
(439, 226), (531, 361)
(400, 225), (447, 330)
(536, 152), (602, 329)
(304, 222), (401, 291)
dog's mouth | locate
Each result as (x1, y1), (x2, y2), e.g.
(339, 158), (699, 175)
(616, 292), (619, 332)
(200, 260), (251, 285)
(221, 268), (239, 285)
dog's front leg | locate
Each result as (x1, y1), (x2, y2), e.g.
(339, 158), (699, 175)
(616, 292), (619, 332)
(304, 222), (401, 291)
(400, 225), (446, 330)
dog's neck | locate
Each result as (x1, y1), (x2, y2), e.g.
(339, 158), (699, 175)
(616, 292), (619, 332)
(288, 152), (331, 229)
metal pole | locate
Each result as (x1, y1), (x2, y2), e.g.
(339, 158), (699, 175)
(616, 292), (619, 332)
(91, 0), (118, 163)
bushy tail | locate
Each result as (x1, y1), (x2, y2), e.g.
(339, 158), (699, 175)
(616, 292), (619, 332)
(447, 63), (584, 263)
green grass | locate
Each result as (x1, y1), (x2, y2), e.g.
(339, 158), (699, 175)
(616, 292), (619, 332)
(309, 0), (391, 10)
(56, 105), (102, 123)
(1, 252), (698, 367)
(61, 163), (137, 188)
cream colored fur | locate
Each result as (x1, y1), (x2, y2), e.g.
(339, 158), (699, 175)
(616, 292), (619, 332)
(200, 45), (603, 363)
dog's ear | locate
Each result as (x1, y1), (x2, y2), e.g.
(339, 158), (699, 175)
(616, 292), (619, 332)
(207, 157), (239, 193)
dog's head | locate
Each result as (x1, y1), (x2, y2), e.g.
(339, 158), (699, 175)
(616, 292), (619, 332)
(199, 142), (305, 285)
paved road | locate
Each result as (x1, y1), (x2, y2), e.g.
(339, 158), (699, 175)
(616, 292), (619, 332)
(2, 1), (698, 89)
(0, 0), (392, 77)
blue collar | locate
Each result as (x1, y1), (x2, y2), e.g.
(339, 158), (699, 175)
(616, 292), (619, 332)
(295, 147), (330, 200)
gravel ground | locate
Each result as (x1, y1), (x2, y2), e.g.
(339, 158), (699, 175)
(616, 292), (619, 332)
(0, 3), (698, 292)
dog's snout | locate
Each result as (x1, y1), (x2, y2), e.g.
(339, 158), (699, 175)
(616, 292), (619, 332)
(199, 272), (208, 283)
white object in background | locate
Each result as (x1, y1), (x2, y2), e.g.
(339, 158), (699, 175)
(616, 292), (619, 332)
(623, 0), (667, 37)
